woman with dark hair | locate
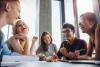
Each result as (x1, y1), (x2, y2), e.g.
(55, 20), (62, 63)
(36, 32), (57, 57)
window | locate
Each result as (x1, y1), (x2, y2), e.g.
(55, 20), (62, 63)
(20, 0), (37, 46)
(77, 0), (93, 43)
(52, 0), (62, 50)
(64, 0), (75, 25)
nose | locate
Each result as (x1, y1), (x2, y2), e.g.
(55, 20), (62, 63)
(79, 22), (81, 26)
(22, 24), (28, 29)
(18, 15), (21, 19)
(79, 22), (82, 27)
(17, 15), (21, 19)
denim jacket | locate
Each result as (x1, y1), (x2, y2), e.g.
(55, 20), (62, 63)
(0, 30), (11, 55)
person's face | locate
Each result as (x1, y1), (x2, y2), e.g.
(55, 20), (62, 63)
(63, 28), (74, 40)
(7, 1), (20, 25)
(79, 16), (93, 33)
(43, 34), (51, 45)
(16, 21), (29, 35)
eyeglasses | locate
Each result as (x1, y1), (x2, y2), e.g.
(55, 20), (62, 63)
(62, 30), (70, 33)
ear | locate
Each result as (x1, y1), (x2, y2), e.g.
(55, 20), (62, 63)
(5, 2), (11, 12)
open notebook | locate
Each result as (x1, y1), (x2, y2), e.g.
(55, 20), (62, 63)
(61, 60), (100, 65)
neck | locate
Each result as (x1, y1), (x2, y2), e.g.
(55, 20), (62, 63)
(0, 14), (7, 29)
(67, 37), (75, 44)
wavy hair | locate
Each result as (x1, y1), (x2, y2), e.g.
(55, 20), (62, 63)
(41, 32), (52, 51)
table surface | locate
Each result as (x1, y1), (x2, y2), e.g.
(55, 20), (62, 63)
(1, 61), (100, 67)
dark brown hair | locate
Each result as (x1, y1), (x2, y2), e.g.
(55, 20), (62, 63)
(41, 32), (52, 51)
(63, 23), (75, 33)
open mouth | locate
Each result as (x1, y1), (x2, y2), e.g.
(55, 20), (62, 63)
(22, 28), (27, 32)
(23, 28), (27, 30)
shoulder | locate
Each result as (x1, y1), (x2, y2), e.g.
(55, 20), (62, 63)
(75, 38), (87, 45)
(36, 45), (43, 53)
(50, 43), (56, 47)
(59, 41), (69, 48)
(52, 43), (56, 46)
(75, 38), (86, 43)
(37, 45), (44, 51)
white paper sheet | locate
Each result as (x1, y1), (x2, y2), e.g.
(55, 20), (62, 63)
(2, 55), (39, 62)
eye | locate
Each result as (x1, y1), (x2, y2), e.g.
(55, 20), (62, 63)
(18, 25), (22, 27)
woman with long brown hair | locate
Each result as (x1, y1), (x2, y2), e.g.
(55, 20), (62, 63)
(36, 32), (57, 57)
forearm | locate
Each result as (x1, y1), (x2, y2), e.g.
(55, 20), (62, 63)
(23, 39), (30, 55)
(77, 55), (92, 60)
(10, 40), (24, 54)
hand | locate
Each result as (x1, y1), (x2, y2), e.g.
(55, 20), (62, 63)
(38, 54), (47, 61)
(32, 36), (38, 44)
(75, 50), (80, 55)
(68, 51), (79, 59)
(14, 33), (29, 41)
(60, 47), (68, 56)
(52, 52), (58, 59)
(74, 50), (80, 57)
(68, 52), (75, 59)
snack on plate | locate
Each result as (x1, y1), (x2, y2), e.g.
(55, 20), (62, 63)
(46, 55), (58, 62)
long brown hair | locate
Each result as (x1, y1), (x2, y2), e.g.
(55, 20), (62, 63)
(41, 32), (52, 51)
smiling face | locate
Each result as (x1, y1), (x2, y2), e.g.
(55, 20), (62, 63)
(79, 12), (97, 34)
(13, 20), (29, 35)
(43, 34), (51, 45)
(63, 28), (74, 40)
(79, 16), (93, 33)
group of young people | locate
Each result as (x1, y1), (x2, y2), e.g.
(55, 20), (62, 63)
(0, 0), (100, 61)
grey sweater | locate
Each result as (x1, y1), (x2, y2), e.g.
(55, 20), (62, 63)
(36, 44), (57, 56)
